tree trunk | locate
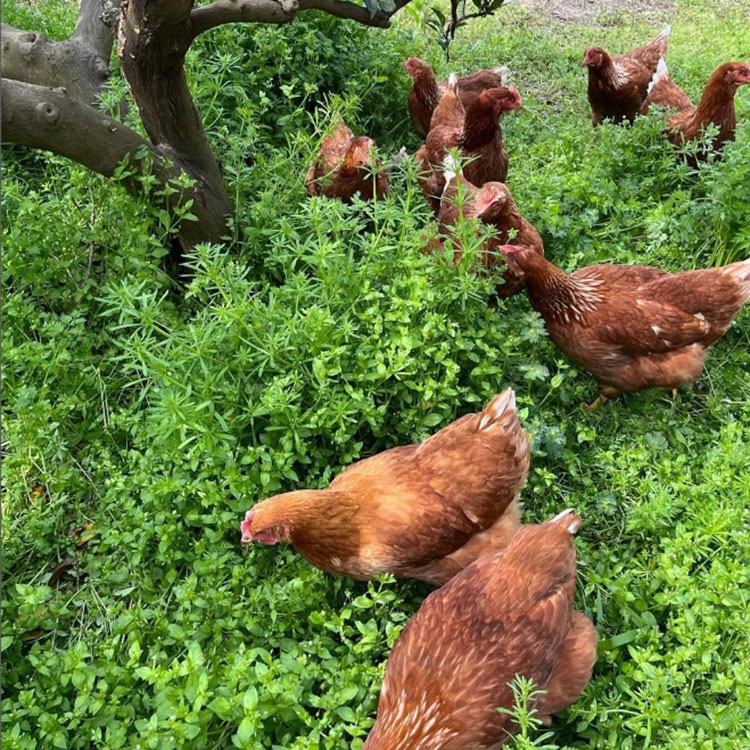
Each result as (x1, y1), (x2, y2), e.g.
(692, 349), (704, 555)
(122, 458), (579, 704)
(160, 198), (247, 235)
(2, 0), (415, 259)
(116, 0), (233, 248)
(1, 0), (114, 105)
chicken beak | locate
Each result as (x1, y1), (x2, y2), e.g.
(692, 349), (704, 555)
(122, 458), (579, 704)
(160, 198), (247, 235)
(240, 510), (255, 544)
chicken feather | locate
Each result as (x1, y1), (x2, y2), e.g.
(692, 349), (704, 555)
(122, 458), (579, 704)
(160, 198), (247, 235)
(305, 120), (388, 202)
(241, 390), (530, 584)
(363, 511), (596, 749)
(501, 247), (750, 400)
(641, 60), (750, 161)
(584, 25), (670, 125)
(404, 57), (509, 138)
(417, 87), (521, 214)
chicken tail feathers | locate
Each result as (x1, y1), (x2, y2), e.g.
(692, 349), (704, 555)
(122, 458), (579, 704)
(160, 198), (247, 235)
(442, 152), (461, 185)
(478, 389), (517, 432)
(477, 390), (530, 464)
(656, 24), (671, 41)
(648, 58), (669, 94)
(722, 258), (750, 305)
(493, 65), (510, 87)
(548, 508), (582, 535)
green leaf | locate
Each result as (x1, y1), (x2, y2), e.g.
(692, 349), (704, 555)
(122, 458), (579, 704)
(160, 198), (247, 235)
(209, 696), (233, 718)
(236, 716), (254, 744)
(431, 6), (446, 25)
(363, 0), (380, 18)
(608, 630), (639, 649)
(336, 706), (357, 723)
(339, 685), (359, 702)
(242, 686), (258, 711)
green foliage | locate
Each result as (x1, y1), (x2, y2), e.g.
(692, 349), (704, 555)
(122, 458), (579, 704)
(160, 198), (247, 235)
(3, 0), (750, 749)
(498, 676), (558, 749)
(423, 0), (508, 61)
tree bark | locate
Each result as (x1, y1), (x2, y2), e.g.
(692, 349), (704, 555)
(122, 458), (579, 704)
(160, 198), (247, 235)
(116, 0), (232, 247)
(3, 0), (416, 258)
(190, 0), (412, 36)
(1, 0), (115, 105)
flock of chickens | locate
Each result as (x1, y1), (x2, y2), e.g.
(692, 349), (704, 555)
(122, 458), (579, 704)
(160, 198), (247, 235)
(247, 27), (750, 750)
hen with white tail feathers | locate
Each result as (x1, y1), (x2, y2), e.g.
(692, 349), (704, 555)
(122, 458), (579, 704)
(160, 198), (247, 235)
(404, 57), (511, 138)
(584, 24), (671, 125)
(500, 246), (750, 403)
(241, 390), (530, 584)
(641, 59), (750, 158)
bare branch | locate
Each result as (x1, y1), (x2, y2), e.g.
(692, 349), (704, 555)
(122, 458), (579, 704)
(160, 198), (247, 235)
(298, 0), (412, 27)
(115, 1), (232, 246)
(190, 0), (411, 36)
(1, 78), (229, 248)
(117, 1), (226, 188)
(71, 0), (116, 60)
(1, 0), (117, 105)
(190, 0), (299, 35)
(2, 78), (153, 176)
(1, 23), (109, 104)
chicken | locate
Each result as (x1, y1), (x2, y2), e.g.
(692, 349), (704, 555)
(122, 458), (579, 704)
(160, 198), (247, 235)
(584, 25), (670, 125)
(241, 390), (530, 585)
(641, 60), (750, 161)
(414, 74), (467, 215)
(404, 57), (509, 138)
(429, 160), (544, 297)
(305, 121), (388, 202)
(363, 509), (597, 749)
(500, 245), (750, 408)
(417, 86), (522, 214)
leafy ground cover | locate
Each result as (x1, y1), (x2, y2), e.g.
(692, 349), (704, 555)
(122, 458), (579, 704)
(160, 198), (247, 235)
(2, 0), (750, 748)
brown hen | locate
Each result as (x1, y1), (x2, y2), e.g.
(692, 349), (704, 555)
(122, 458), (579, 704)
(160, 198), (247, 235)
(501, 245), (750, 406)
(417, 86), (522, 214)
(584, 25), (670, 125)
(430, 163), (544, 297)
(641, 60), (750, 160)
(363, 509), (597, 749)
(404, 57), (509, 138)
(241, 390), (530, 585)
(305, 121), (388, 203)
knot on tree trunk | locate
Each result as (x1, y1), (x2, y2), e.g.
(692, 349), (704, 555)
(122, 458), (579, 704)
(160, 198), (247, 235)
(35, 99), (60, 126)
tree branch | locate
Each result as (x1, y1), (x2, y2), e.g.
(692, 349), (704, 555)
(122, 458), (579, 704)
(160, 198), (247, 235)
(298, 0), (411, 27)
(1, 0), (116, 105)
(115, 0), (232, 247)
(2, 78), (144, 173)
(190, 0), (299, 35)
(189, 0), (412, 36)
(1, 78), (229, 248)
(71, 0), (117, 60)
(117, 1), (229, 197)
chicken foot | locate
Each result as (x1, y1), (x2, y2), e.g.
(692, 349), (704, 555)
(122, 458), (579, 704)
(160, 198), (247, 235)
(584, 394), (608, 412)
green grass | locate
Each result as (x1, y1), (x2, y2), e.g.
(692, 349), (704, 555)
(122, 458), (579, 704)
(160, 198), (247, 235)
(2, 0), (750, 748)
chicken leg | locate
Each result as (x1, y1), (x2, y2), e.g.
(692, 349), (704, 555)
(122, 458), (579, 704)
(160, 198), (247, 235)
(537, 611), (598, 723)
(584, 394), (608, 412)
